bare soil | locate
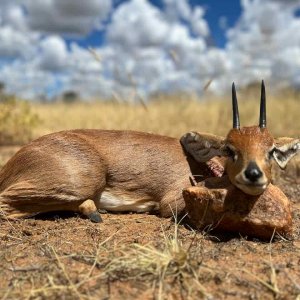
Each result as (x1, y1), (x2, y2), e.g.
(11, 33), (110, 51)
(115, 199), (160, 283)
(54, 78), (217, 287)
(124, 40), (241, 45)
(0, 146), (299, 300)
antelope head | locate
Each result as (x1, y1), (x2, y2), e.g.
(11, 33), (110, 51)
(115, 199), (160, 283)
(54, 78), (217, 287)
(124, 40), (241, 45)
(181, 81), (300, 195)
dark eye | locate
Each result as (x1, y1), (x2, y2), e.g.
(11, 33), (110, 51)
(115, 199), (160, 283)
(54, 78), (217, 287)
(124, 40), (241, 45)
(225, 146), (237, 161)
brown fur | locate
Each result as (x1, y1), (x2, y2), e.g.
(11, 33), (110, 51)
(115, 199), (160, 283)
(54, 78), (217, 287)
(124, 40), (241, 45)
(181, 127), (299, 196)
(226, 126), (274, 190)
(180, 127), (297, 238)
(183, 177), (292, 239)
(0, 129), (219, 220)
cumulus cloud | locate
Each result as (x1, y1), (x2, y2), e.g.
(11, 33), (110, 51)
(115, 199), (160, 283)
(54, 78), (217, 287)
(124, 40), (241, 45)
(224, 0), (300, 89)
(0, 60), (57, 99)
(108, 0), (169, 49)
(25, 0), (112, 35)
(38, 36), (68, 71)
(0, 26), (35, 58)
(0, 0), (300, 99)
(0, 0), (113, 98)
(61, 44), (114, 98)
(0, 3), (37, 58)
(105, 0), (212, 97)
(163, 0), (209, 36)
(2, 4), (27, 31)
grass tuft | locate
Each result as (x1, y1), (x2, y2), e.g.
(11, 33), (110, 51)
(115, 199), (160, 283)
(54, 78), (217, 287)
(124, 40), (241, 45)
(0, 94), (40, 145)
(104, 211), (211, 299)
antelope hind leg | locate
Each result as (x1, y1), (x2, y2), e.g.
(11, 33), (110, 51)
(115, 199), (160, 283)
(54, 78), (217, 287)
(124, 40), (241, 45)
(78, 199), (103, 223)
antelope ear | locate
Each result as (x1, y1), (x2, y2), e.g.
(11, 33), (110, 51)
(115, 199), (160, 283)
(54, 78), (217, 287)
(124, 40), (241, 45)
(272, 138), (300, 169)
(180, 132), (226, 162)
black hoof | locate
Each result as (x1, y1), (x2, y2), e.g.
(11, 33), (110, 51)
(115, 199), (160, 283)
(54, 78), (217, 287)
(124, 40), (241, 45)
(88, 211), (103, 223)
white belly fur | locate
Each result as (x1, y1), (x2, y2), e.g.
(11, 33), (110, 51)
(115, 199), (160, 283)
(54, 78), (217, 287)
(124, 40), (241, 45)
(98, 191), (159, 213)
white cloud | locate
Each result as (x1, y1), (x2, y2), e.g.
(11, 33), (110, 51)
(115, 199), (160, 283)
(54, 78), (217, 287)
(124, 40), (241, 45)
(163, 0), (209, 36)
(25, 0), (112, 35)
(0, 26), (35, 57)
(223, 0), (300, 90)
(163, 0), (192, 22)
(62, 44), (113, 98)
(2, 4), (27, 31)
(0, 0), (114, 99)
(0, 3), (37, 58)
(54, 0), (108, 18)
(108, 0), (169, 49)
(190, 7), (210, 37)
(0, 0), (300, 100)
(0, 0), (222, 99)
(105, 0), (213, 97)
(0, 59), (56, 99)
(38, 36), (68, 71)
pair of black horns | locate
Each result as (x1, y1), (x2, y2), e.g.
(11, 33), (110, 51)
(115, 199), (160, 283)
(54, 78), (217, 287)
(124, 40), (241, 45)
(232, 80), (266, 129)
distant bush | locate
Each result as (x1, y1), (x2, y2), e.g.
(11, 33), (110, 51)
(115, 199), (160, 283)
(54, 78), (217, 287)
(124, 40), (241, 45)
(62, 91), (79, 103)
(0, 94), (40, 145)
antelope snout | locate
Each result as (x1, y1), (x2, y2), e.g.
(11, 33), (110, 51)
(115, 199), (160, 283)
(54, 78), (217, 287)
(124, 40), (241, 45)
(244, 161), (263, 182)
(234, 161), (268, 195)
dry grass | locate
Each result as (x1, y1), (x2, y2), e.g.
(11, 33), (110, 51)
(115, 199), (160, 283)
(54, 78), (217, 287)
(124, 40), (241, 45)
(1, 208), (300, 299)
(0, 93), (299, 299)
(104, 211), (210, 299)
(29, 94), (300, 174)
(31, 94), (299, 139)
(0, 95), (40, 145)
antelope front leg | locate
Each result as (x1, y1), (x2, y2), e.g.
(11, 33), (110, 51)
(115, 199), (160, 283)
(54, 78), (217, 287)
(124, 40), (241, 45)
(183, 182), (293, 239)
(183, 185), (227, 228)
(78, 199), (103, 223)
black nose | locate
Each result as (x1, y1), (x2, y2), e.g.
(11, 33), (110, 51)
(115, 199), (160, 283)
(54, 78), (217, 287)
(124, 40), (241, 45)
(244, 161), (263, 182)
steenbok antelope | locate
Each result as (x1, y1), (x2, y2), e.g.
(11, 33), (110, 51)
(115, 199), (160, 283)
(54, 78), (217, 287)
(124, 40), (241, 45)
(0, 129), (222, 222)
(181, 81), (299, 195)
(0, 81), (298, 223)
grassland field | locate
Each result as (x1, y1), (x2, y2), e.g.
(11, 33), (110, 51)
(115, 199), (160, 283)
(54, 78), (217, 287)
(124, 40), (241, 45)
(0, 93), (299, 299)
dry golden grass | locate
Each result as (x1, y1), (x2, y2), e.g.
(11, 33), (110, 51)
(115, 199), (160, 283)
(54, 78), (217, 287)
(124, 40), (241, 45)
(0, 93), (299, 299)
(31, 94), (299, 139)
(30, 94), (300, 177)
(0, 95), (39, 144)
(104, 211), (210, 299)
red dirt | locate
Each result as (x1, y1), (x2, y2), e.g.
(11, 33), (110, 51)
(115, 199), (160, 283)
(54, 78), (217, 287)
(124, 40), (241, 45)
(0, 146), (299, 299)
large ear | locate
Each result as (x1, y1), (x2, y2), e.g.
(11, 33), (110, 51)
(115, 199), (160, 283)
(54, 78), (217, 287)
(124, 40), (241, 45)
(272, 137), (300, 169)
(180, 132), (226, 162)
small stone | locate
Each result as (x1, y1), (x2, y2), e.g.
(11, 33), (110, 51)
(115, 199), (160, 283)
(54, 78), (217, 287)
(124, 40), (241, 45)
(183, 177), (292, 240)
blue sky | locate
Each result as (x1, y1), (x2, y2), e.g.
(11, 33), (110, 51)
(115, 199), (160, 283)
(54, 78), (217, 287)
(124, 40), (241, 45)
(189, 0), (242, 47)
(0, 0), (300, 100)
(70, 0), (242, 49)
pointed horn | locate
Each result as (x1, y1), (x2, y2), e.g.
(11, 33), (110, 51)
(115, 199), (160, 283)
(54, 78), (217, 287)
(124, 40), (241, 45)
(259, 80), (266, 128)
(232, 82), (240, 129)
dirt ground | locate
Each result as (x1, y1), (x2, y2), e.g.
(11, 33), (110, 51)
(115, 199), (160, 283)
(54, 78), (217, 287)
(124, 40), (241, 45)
(0, 146), (299, 300)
